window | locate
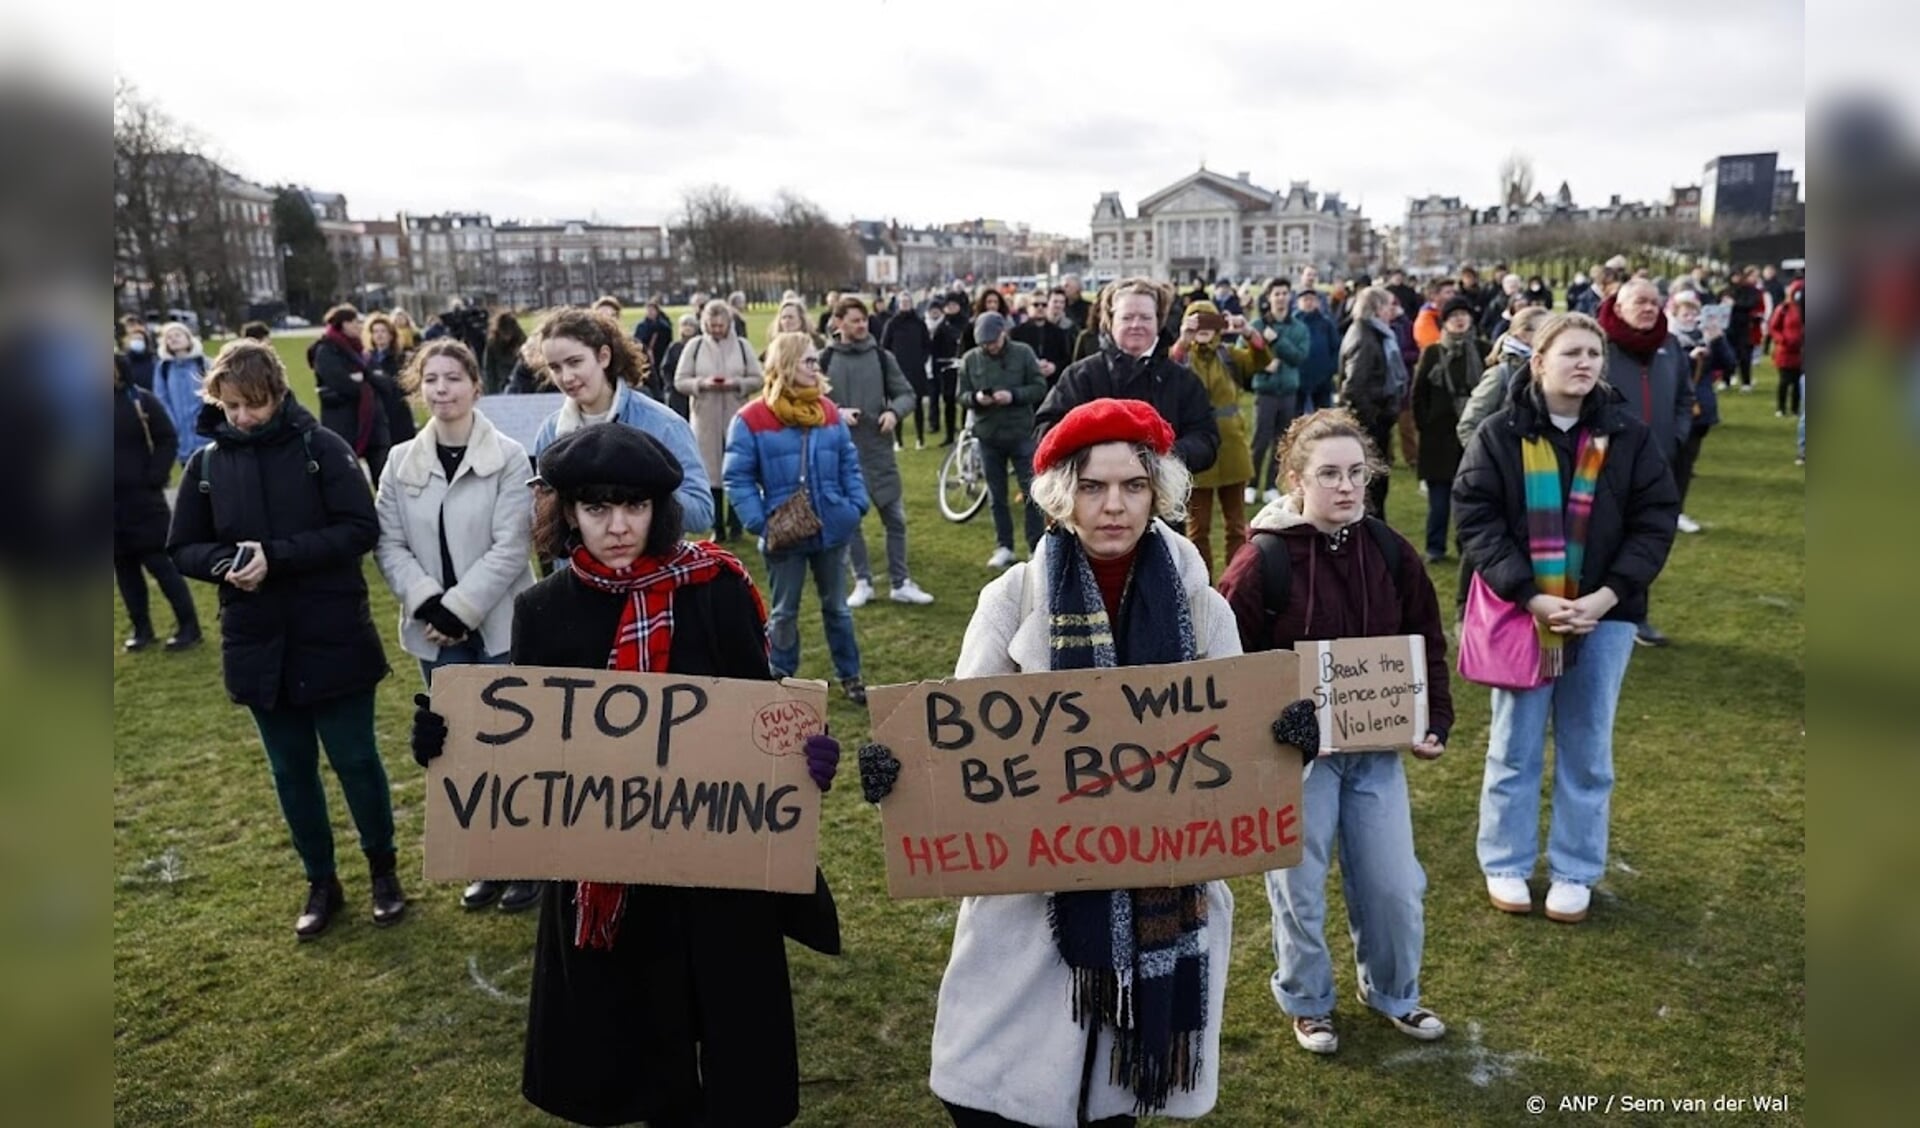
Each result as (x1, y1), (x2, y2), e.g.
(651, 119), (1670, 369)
(1241, 228), (1255, 255)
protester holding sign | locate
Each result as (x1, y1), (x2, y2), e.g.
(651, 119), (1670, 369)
(373, 338), (539, 913)
(411, 422), (842, 1128)
(1452, 312), (1678, 925)
(167, 341), (404, 940)
(862, 399), (1307, 1127)
(528, 307), (715, 534)
(1217, 408), (1454, 1055)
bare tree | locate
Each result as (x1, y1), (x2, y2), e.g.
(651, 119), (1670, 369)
(115, 80), (252, 323)
(1498, 151), (1536, 211)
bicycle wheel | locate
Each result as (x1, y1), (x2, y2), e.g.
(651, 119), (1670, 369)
(938, 436), (989, 522)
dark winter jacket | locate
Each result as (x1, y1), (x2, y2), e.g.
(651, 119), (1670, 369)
(114, 381), (178, 554)
(482, 337), (523, 396)
(311, 335), (391, 454)
(1297, 308), (1340, 396)
(957, 341), (1048, 447)
(367, 346), (416, 447)
(168, 397), (388, 709)
(1217, 497), (1453, 744)
(881, 307), (934, 390)
(510, 565), (840, 1128)
(1247, 313), (1309, 397)
(1338, 319), (1399, 427)
(1411, 338), (1484, 482)
(1604, 332), (1694, 458)
(1669, 324), (1735, 429)
(633, 313), (675, 372)
(1452, 381), (1679, 628)
(1008, 318), (1072, 379)
(122, 345), (157, 391)
(1033, 343), (1221, 473)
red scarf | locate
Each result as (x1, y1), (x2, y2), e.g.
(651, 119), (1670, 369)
(320, 327), (379, 455)
(564, 539), (768, 949)
(1595, 294), (1668, 363)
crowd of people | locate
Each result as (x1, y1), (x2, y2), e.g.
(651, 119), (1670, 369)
(111, 245), (1797, 1125)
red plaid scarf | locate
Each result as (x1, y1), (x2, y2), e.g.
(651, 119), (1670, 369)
(565, 539), (768, 949)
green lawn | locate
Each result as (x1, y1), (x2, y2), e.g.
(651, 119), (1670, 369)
(115, 329), (1804, 1125)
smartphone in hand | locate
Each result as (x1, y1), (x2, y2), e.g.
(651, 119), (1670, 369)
(231, 544), (256, 574)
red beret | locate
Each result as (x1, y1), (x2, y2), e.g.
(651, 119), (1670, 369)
(1033, 398), (1176, 473)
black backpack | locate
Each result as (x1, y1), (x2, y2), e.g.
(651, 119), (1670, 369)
(1249, 516), (1402, 643)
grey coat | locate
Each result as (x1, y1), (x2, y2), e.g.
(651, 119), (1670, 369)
(822, 336), (915, 506)
(1605, 336), (1694, 458)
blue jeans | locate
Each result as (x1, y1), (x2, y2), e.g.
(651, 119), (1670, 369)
(978, 436), (1041, 552)
(419, 641), (510, 687)
(1266, 751), (1427, 1018)
(1423, 479), (1453, 558)
(1477, 619), (1637, 887)
(764, 543), (862, 681)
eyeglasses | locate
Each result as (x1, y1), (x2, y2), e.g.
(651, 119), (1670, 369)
(1311, 466), (1373, 488)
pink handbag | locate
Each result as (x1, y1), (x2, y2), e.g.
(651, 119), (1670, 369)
(1458, 572), (1547, 690)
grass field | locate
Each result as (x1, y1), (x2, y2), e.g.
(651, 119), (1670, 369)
(114, 317), (1805, 1125)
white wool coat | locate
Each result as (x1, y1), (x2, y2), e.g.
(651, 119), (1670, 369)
(928, 521), (1240, 1127)
(374, 408), (537, 661)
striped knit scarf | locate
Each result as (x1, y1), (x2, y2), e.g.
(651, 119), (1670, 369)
(1043, 525), (1209, 1113)
(1521, 429), (1609, 678)
(565, 539), (768, 949)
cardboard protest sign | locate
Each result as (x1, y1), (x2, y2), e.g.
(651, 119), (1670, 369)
(477, 393), (565, 455)
(424, 665), (827, 894)
(865, 651), (1305, 899)
(1295, 635), (1429, 754)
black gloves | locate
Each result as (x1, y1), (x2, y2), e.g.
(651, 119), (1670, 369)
(858, 743), (901, 804)
(411, 693), (447, 768)
(804, 734), (840, 793)
(413, 595), (470, 641)
(1271, 699), (1320, 766)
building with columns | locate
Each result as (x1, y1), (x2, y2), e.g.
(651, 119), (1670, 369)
(1088, 168), (1368, 283)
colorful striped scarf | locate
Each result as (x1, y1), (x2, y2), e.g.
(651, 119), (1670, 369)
(1521, 429), (1609, 678)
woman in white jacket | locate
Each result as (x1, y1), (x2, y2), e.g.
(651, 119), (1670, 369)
(375, 338), (540, 912)
(859, 399), (1314, 1128)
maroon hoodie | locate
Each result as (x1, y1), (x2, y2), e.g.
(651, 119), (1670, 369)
(1217, 498), (1454, 743)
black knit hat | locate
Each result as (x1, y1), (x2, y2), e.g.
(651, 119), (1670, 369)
(1441, 296), (1476, 323)
(534, 424), (683, 500)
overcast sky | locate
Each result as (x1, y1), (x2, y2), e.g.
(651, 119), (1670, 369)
(113, 0), (1806, 236)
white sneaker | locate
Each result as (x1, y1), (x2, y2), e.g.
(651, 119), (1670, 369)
(986, 546), (1016, 569)
(1487, 875), (1532, 914)
(845, 578), (873, 608)
(1418, 480), (1429, 497)
(1263, 488), (1281, 504)
(1243, 486), (1259, 505)
(1545, 881), (1591, 923)
(889, 579), (934, 605)
(1293, 1014), (1338, 1055)
(1676, 513), (1701, 534)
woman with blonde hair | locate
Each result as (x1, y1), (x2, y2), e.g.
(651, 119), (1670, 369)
(721, 331), (870, 703)
(676, 298), (765, 541)
(765, 300), (824, 356)
(389, 308), (421, 351)
(365, 311), (416, 467)
(1453, 312), (1679, 924)
(152, 320), (209, 465)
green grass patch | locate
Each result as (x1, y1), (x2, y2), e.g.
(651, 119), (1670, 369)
(116, 343), (1804, 1124)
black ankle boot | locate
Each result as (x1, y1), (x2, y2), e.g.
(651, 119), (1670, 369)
(498, 881), (543, 913)
(164, 627), (203, 652)
(124, 627), (156, 653)
(296, 876), (346, 940)
(367, 851), (406, 927)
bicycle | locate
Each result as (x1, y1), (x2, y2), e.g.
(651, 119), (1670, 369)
(937, 411), (988, 522)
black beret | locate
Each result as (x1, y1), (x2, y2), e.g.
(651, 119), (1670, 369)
(536, 424), (683, 498)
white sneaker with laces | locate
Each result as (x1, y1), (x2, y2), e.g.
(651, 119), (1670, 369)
(1293, 1015), (1338, 1055)
(845, 578), (874, 608)
(986, 546), (1016, 569)
(1545, 881), (1591, 923)
(1263, 488), (1281, 504)
(1676, 513), (1701, 534)
(1487, 875), (1532, 914)
(889, 579), (935, 605)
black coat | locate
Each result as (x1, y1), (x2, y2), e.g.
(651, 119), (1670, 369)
(167, 398), (388, 710)
(1034, 343), (1221, 473)
(1452, 381), (1679, 628)
(311, 335), (390, 454)
(114, 382), (178, 554)
(880, 307), (933, 390)
(632, 314), (674, 371)
(123, 347), (157, 391)
(1010, 318), (1072, 379)
(510, 566), (840, 1128)
(1411, 339), (1484, 482)
(366, 346), (416, 446)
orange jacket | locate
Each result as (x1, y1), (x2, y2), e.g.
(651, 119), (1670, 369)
(1412, 306), (1443, 351)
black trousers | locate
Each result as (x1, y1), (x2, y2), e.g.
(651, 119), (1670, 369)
(114, 550), (198, 637)
(1672, 426), (1709, 508)
(1730, 329), (1755, 387)
(1777, 365), (1803, 414)
(1364, 414), (1396, 519)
